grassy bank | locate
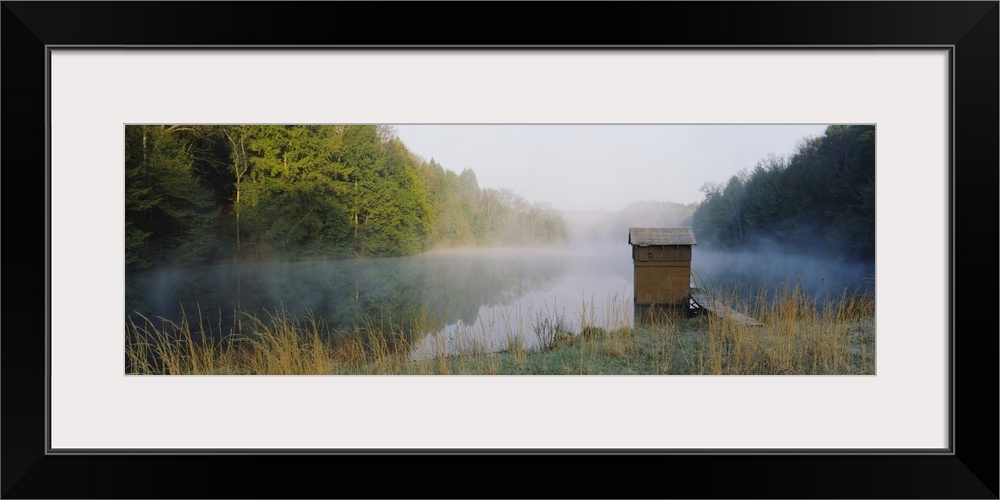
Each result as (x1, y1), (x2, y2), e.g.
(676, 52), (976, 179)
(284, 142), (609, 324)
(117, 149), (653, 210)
(125, 284), (875, 375)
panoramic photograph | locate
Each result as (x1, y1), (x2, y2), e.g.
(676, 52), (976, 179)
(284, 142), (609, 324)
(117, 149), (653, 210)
(124, 124), (875, 375)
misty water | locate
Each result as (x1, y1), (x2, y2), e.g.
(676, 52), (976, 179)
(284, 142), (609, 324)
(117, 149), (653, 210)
(127, 244), (632, 358)
(126, 243), (874, 360)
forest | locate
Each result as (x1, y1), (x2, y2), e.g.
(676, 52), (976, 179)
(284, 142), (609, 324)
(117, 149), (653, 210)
(123, 124), (878, 375)
(125, 125), (569, 273)
(691, 125), (875, 261)
(126, 123), (875, 278)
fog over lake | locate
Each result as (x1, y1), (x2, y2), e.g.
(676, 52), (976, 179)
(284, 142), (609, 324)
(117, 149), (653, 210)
(127, 240), (874, 359)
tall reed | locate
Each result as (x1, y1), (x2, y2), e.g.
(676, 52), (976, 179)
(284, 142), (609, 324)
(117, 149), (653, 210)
(125, 282), (874, 375)
(694, 281), (875, 374)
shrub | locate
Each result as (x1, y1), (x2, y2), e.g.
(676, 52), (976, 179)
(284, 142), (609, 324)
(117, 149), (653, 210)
(531, 300), (568, 351)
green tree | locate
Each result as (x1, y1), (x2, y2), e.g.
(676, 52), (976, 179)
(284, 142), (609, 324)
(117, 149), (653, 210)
(341, 125), (435, 256)
(124, 125), (219, 270)
(341, 125), (382, 253)
(360, 135), (433, 255)
(743, 155), (787, 243)
(241, 125), (353, 257)
(691, 125), (875, 259)
(692, 182), (735, 247)
(125, 124), (570, 265)
(219, 125), (254, 259)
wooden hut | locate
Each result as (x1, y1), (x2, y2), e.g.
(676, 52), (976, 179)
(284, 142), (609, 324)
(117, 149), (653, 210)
(628, 227), (696, 314)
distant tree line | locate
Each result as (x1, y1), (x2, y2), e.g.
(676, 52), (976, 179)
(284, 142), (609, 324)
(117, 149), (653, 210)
(691, 125), (875, 260)
(562, 200), (697, 244)
(125, 125), (568, 272)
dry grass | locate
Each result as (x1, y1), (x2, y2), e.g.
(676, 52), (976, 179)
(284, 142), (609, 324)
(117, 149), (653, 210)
(125, 282), (875, 375)
(692, 282), (876, 375)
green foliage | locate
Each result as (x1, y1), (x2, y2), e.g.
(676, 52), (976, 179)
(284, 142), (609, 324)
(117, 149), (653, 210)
(238, 125), (353, 258)
(124, 125), (569, 269)
(691, 125), (875, 259)
(124, 125), (220, 271)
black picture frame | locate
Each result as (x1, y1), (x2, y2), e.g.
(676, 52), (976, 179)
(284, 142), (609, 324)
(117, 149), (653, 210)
(3, 2), (997, 498)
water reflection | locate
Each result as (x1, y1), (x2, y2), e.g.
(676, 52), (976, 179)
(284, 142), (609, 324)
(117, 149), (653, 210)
(692, 249), (876, 309)
(126, 244), (874, 362)
(127, 245), (635, 358)
(407, 245), (634, 358)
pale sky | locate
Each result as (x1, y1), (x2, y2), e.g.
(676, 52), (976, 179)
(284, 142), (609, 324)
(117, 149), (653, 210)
(394, 124), (830, 212)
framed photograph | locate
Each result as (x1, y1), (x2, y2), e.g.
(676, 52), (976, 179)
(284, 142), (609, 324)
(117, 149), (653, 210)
(5, 2), (996, 498)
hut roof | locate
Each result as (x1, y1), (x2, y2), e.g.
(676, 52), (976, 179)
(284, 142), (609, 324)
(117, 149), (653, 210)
(628, 227), (697, 246)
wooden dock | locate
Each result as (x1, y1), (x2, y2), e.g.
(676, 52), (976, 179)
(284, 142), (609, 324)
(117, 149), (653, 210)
(689, 288), (763, 326)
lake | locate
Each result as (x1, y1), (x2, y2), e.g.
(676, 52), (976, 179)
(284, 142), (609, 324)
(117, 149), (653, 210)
(127, 244), (633, 358)
(125, 243), (874, 359)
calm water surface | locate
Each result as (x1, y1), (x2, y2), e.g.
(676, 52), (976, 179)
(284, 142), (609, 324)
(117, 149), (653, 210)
(128, 244), (633, 358)
(127, 244), (874, 359)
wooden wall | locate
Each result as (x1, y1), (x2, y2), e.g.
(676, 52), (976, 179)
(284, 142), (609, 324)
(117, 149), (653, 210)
(632, 244), (692, 306)
(633, 245), (691, 262)
(634, 263), (690, 305)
